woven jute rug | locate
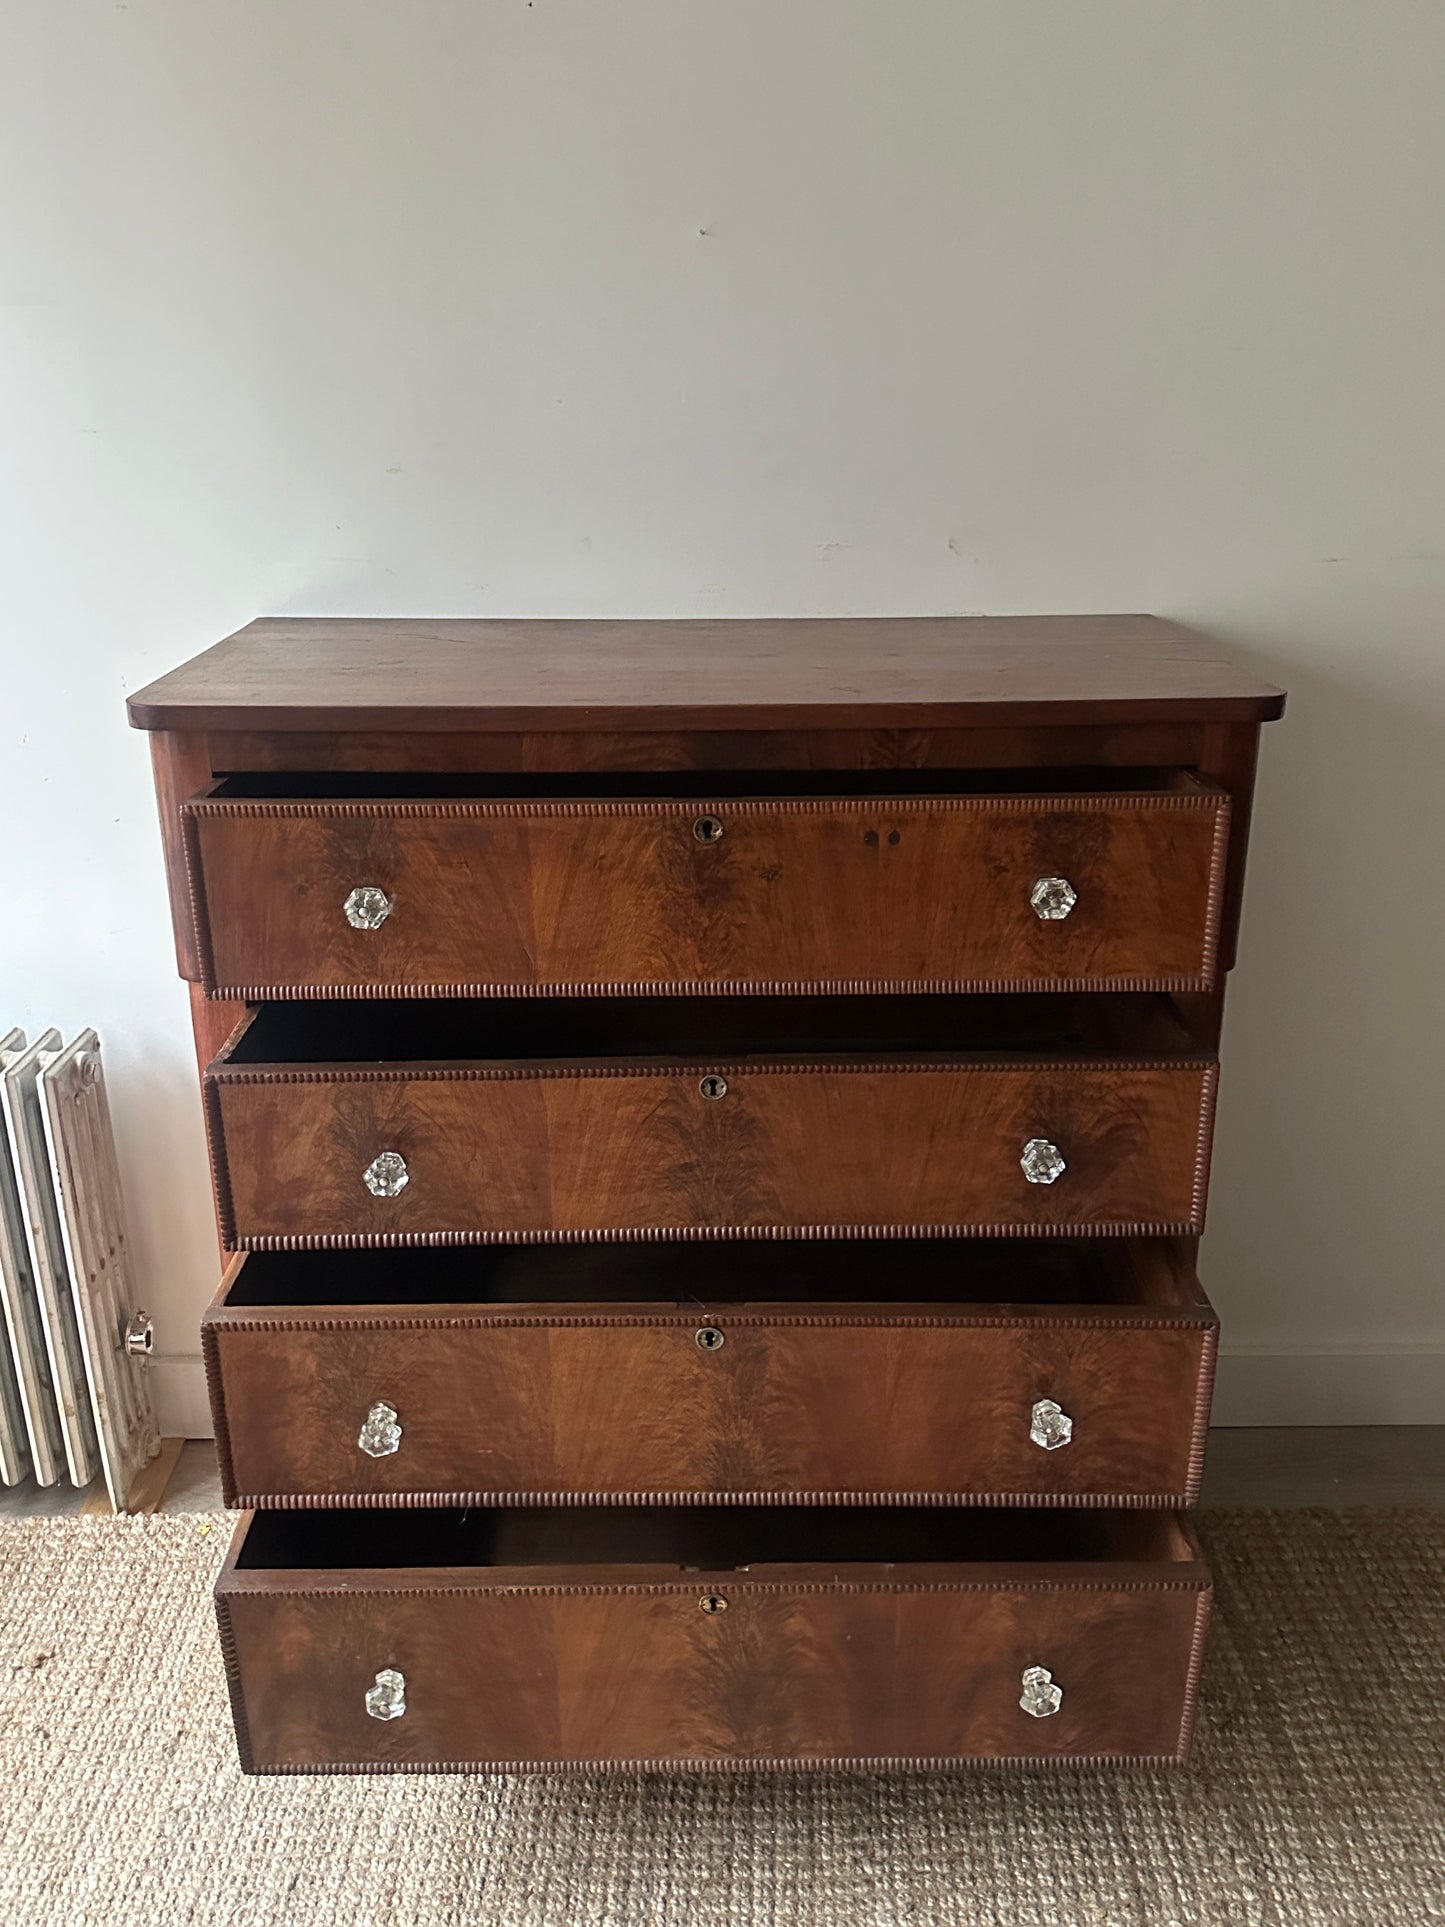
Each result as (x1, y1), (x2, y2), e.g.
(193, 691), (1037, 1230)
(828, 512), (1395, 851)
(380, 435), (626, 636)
(1, 1510), (1441, 1927)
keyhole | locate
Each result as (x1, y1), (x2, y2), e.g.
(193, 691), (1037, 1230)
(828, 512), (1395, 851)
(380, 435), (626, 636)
(699, 1594), (728, 1614)
(693, 816), (724, 844)
(699, 1074), (728, 1100)
(695, 1326), (725, 1351)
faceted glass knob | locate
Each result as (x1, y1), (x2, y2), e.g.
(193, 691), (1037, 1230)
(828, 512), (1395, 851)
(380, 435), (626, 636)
(344, 885), (394, 931)
(1020, 1138), (1066, 1185)
(359, 1401), (402, 1458)
(1020, 1665), (1063, 1718)
(1030, 876), (1077, 921)
(1030, 1398), (1073, 1450)
(363, 1151), (409, 1198)
(365, 1668), (406, 1721)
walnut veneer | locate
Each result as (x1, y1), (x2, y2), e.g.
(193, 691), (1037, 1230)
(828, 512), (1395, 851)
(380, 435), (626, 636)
(131, 614), (1282, 1774)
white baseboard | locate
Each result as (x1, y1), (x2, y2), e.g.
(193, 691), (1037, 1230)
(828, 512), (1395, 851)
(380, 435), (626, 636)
(150, 1349), (1445, 1441)
(1212, 1348), (1445, 1426)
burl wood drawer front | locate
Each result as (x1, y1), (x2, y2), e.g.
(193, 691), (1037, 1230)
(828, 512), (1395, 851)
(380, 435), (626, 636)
(208, 1056), (1215, 1246)
(181, 780), (1228, 998)
(216, 1508), (1212, 1772)
(204, 1243), (1216, 1508)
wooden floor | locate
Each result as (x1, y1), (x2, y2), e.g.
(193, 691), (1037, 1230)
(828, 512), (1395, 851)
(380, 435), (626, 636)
(1200, 1426), (1445, 1507)
(3, 1429), (1444, 1516)
(0, 1440), (225, 1518)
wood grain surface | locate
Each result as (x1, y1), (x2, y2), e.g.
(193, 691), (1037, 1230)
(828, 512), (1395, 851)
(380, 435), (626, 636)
(204, 1237), (1216, 1509)
(127, 615), (1286, 734)
(184, 782), (1228, 999)
(215, 1507), (1210, 1771)
(131, 621), (1286, 1776)
(207, 1053), (1217, 1247)
(200, 720), (1236, 775)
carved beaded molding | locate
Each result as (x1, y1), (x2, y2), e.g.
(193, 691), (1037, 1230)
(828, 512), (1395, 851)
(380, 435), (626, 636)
(207, 1307), (1217, 1333)
(179, 788), (1230, 999)
(224, 1487), (1200, 1512)
(213, 1585), (1210, 1773)
(202, 1339), (1217, 1514)
(229, 1752), (1196, 1777)
(202, 1057), (1218, 1249)
(187, 789), (1225, 818)
(225, 1222), (1210, 1254)
(224, 1223), (1210, 1253)
(201, 1301), (1217, 1515)
(209, 1055), (1215, 1082)
(207, 971), (1225, 1002)
(220, 1572), (1210, 1600)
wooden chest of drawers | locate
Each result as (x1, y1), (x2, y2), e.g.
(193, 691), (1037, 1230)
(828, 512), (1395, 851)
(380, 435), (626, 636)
(131, 614), (1283, 1774)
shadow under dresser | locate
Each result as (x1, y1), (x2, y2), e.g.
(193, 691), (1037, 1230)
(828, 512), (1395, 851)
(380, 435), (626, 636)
(129, 613), (1284, 1773)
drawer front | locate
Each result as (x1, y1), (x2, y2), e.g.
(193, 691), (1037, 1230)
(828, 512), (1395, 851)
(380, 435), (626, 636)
(217, 1558), (1210, 1771)
(206, 1308), (1214, 1508)
(183, 790), (1228, 997)
(208, 1061), (1216, 1246)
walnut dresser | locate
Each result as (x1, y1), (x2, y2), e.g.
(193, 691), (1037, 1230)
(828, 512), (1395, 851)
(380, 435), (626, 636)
(129, 615), (1284, 1775)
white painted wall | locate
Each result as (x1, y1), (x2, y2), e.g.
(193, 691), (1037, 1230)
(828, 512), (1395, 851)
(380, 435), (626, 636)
(2, 1), (1441, 1433)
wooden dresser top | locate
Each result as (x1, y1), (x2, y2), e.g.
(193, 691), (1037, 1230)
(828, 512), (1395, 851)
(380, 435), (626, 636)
(127, 614), (1284, 735)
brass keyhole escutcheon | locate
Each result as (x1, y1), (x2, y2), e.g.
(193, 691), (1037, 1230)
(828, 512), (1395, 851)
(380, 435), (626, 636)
(699, 1594), (728, 1614)
(693, 815), (724, 844)
(699, 1074), (728, 1100)
(696, 1326), (725, 1351)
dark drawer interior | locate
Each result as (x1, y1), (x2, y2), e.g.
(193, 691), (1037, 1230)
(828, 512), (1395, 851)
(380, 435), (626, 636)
(222, 1237), (1201, 1310)
(207, 766), (1208, 801)
(235, 1504), (1196, 1573)
(222, 991), (1209, 1066)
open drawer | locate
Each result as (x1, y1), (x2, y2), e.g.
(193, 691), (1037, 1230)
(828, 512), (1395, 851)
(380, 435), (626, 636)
(203, 993), (1219, 1245)
(181, 767), (1230, 998)
(203, 1238), (1217, 1509)
(215, 1505), (1212, 1773)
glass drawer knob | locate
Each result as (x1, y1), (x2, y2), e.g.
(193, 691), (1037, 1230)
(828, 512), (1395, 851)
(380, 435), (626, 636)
(359, 1401), (402, 1458)
(1020, 1665), (1063, 1718)
(1020, 1138), (1066, 1185)
(1030, 876), (1077, 921)
(365, 1668), (406, 1721)
(344, 885), (394, 930)
(363, 1151), (409, 1198)
(1030, 1398), (1073, 1450)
